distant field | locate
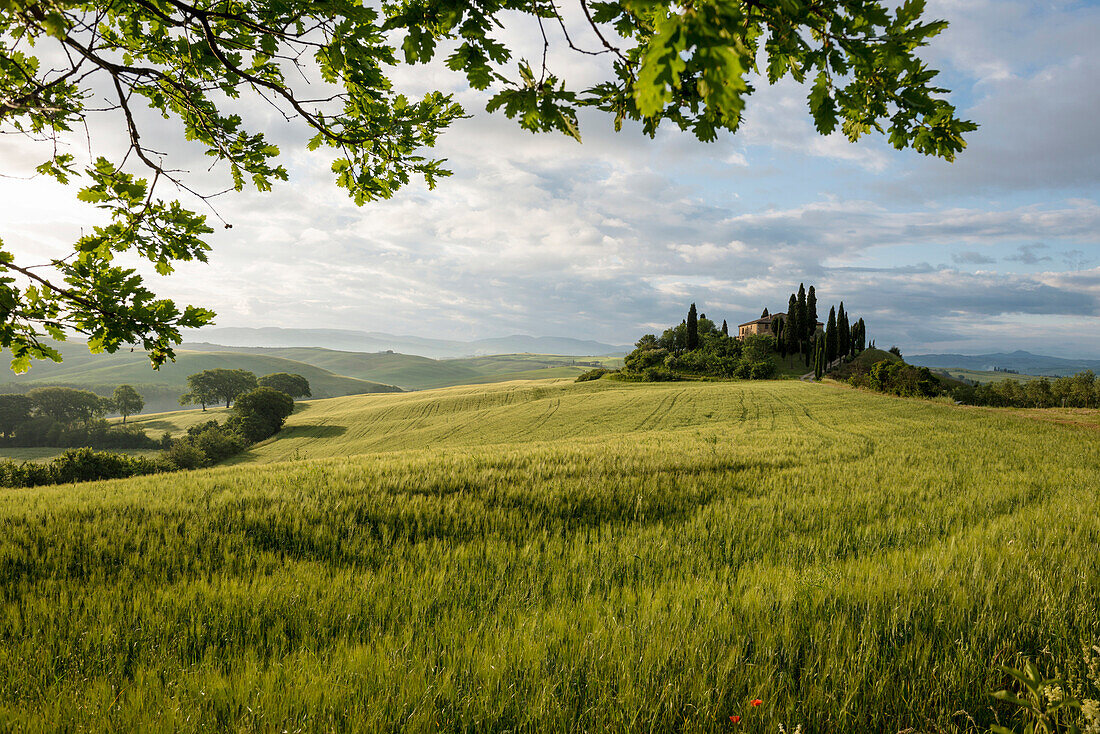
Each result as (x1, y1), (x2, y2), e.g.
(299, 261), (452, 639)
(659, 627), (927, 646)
(0, 447), (161, 462)
(1, 379), (1097, 732)
(118, 406), (233, 436)
(933, 367), (1045, 384)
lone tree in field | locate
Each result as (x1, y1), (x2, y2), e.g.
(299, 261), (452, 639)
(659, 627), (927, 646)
(180, 371), (219, 412)
(687, 303), (699, 351)
(112, 385), (144, 423)
(258, 373), (312, 399)
(209, 369), (258, 408)
(0, 1), (975, 372)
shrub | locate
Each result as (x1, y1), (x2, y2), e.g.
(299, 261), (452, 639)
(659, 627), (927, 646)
(192, 424), (245, 462)
(623, 347), (668, 373)
(227, 387), (295, 443)
(0, 448), (168, 488)
(164, 441), (208, 470)
(642, 366), (679, 382)
(575, 368), (611, 382)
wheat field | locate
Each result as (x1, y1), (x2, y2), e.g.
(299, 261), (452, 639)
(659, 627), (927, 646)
(1, 379), (1097, 732)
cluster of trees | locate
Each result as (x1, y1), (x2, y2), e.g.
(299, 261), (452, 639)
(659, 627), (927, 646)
(748, 285), (868, 378)
(0, 386), (298, 488)
(849, 360), (945, 398)
(615, 304), (777, 381)
(953, 371), (1099, 409)
(180, 370), (311, 410)
(164, 387), (295, 469)
(0, 386), (153, 448)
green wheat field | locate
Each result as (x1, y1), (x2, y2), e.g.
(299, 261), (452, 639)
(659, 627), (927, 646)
(1, 379), (1098, 732)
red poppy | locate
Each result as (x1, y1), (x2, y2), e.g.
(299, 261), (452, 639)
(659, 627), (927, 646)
(730, 715), (741, 723)
(751, 699), (763, 707)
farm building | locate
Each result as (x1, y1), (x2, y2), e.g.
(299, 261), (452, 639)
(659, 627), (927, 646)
(737, 312), (824, 340)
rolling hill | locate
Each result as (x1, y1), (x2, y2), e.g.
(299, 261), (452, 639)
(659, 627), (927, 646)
(1, 378), (1097, 731)
(3, 340), (401, 412)
(908, 349), (1100, 376)
(178, 344), (621, 390)
(180, 326), (632, 358)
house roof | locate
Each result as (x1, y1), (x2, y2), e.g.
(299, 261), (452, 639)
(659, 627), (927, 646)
(737, 312), (825, 329)
(737, 312), (786, 328)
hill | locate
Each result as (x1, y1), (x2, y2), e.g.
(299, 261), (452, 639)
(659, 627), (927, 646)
(1, 380), (1097, 731)
(3, 340), (401, 412)
(179, 344), (620, 390)
(908, 349), (1100, 376)
(181, 326), (632, 358)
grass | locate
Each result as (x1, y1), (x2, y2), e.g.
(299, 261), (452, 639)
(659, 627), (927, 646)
(115, 406), (233, 437)
(0, 379), (1097, 732)
(0, 447), (162, 462)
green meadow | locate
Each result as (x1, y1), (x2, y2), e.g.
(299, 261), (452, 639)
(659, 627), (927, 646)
(1, 379), (1097, 732)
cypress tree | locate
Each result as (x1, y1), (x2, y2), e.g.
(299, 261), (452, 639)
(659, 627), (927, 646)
(825, 306), (838, 364)
(721, 319), (728, 336)
(761, 307), (769, 318)
(806, 285), (818, 346)
(687, 303), (699, 351)
(796, 283), (807, 359)
(837, 302), (849, 359)
(784, 294), (800, 363)
(775, 316), (786, 357)
(856, 318), (866, 352)
(814, 334), (825, 379)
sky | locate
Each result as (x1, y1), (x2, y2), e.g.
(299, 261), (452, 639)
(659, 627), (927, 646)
(2, 0), (1099, 357)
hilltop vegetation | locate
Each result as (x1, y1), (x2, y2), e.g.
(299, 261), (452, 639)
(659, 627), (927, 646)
(0, 379), (1096, 732)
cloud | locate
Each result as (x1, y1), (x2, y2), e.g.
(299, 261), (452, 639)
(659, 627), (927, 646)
(952, 251), (997, 265)
(1006, 244), (1053, 264)
(1, 0), (1099, 359)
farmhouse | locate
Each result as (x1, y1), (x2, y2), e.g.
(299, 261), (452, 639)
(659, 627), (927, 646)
(737, 312), (825, 340)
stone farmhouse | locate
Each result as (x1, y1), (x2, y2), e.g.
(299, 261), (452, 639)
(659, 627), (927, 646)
(737, 312), (825, 340)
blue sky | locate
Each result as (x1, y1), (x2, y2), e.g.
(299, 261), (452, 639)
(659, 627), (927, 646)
(2, 0), (1099, 356)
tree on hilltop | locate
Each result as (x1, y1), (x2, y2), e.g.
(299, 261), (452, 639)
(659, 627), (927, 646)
(826, 307), (838, 364)
(796, 284), (808, 364)
(806, 286), (819, 346)
(687, 304), (699, 351)
(0, 1), (975, 372)
(784, 294), (800, 365)
(837, 302), (849, 359)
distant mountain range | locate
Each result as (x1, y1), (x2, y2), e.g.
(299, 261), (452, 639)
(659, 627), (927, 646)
(908, 350), (1100, 377)
(180, 327), (631, 358)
